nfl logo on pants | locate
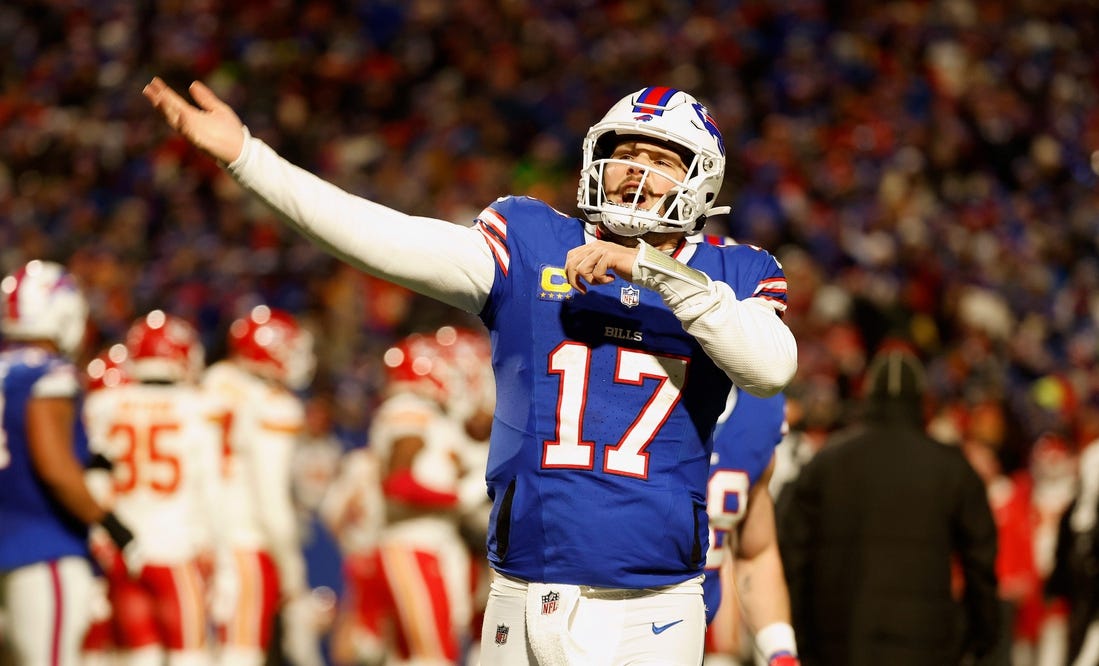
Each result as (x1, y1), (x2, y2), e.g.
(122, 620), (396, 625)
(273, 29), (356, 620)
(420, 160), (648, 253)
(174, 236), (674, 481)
(495, 624), (509, 645)
(541, 590), (560, 615)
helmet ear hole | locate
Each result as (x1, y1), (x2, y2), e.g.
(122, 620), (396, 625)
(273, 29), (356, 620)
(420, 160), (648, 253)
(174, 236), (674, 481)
(593, 133), (619, 160)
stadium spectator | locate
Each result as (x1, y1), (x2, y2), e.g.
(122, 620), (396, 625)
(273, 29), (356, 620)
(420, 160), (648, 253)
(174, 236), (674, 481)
(779, 346), (1000, 665)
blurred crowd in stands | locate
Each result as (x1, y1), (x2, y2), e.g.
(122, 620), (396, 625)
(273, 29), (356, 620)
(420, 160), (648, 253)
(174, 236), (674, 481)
(3, 0), (1099, 661)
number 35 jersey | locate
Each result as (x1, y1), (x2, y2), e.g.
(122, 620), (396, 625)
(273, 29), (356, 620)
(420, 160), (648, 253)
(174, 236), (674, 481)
(84, 382), (222, 563)
(475, 196), (788, 589)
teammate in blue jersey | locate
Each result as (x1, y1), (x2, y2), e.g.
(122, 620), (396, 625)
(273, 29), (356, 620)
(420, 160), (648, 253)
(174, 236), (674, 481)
(144, 79), (798, 665)
(704, 389), (799, 665)
(0, 260), (141, 666)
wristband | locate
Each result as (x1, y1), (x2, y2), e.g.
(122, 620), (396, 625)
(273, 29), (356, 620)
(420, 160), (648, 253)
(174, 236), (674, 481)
(86, 452), (114, 471)
(99, 512), (134, 550)
(631, 240), (712, 303)
(756, 622), (798, 661)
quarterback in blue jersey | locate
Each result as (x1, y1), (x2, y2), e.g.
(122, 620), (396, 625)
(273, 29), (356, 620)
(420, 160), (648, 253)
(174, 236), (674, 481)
(704, 389), (800, 665)
(0, 260), (140, 666)
(145, 79), (798, 665)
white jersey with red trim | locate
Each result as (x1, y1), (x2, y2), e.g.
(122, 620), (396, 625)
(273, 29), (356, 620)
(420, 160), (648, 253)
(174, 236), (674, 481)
(201, 360), (304, 551)
(370, 391), (465, 508)
(320, 446), (385, 555)
(84, 382), (222, 563)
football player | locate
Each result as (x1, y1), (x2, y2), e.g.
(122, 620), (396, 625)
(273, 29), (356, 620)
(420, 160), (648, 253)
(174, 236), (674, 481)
(319, 438), (385, 665)
(704, 389), (799, 666)
(144, 80), (797, 665)
(83, 310), (226, 666)
(0, 260), (140, 665)
(435, 325), (497, 665)
(81, 342), (131, 666)
(201, 305), (321, 666)
(332, 332), (472, 664)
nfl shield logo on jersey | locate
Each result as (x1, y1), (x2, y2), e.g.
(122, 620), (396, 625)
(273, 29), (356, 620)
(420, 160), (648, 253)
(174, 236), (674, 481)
(541, 590), (560, 615)
(620, 284), (640, 308)
(495, 624), (509, 645)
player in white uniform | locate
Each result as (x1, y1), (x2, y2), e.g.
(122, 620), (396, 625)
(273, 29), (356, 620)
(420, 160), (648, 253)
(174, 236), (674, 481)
(201, 305), (320, 666)
(324, 325), (494, 665)
(81, 343), (132, 666)
(335, 332), (472, 665)
(434, 326), (496, 663)
(83, 311), (226, 666)
(319, 436), (385, 664)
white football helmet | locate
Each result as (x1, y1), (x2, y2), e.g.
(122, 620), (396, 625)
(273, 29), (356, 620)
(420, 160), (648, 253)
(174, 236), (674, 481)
(0, 260), (88, 357)
(578, 87), (728, 237)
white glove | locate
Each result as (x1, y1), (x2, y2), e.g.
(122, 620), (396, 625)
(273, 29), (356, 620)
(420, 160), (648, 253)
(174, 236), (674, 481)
(281, 592), (326, 666)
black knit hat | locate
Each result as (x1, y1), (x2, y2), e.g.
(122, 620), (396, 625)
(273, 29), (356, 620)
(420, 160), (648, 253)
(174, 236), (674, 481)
(865, 348), (926, 401)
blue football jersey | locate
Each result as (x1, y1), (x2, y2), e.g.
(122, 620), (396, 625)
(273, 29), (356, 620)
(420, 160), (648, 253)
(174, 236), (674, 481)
(474, 196), (788, 588)
(0, 347), (91, 571)
(702, 390), (786, 623)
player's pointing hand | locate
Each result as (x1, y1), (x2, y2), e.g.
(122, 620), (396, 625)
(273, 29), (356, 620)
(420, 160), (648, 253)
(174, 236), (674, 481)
(143, 77), (245, 165)
(565, 239), (639, 293)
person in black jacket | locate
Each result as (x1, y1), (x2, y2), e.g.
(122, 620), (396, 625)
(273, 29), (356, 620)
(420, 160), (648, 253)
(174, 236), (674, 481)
(778, 345), (1000, 666)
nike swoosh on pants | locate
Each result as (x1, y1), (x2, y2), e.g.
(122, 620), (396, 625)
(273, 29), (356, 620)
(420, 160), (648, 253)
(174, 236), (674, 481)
(651, 619), (684, 634)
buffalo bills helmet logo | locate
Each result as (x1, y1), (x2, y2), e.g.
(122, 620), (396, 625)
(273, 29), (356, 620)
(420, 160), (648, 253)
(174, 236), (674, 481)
(692, 103), (725, 156)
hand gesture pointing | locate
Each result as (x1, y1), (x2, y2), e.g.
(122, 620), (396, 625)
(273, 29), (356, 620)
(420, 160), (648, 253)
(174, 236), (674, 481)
(564, 239), (639, 293)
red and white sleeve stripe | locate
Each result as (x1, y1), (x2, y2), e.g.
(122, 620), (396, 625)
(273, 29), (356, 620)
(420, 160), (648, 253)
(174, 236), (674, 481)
(475, 207), (509, 277)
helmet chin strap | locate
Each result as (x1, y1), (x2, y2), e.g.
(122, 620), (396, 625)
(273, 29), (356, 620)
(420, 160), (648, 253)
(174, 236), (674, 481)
(599, 205), (653, 237)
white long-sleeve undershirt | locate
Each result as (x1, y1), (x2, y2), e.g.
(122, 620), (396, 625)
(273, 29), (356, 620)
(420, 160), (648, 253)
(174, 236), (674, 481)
(229, 131), (495, 314)
(227, 133), (796, 395)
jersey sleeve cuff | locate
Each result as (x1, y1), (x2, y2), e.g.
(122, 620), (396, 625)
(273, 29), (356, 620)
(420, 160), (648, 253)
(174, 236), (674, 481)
(226, 125), (253, 171)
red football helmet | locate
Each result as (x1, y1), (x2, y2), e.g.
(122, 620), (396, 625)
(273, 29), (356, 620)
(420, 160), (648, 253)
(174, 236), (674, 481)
(433, 325), (495, 421)
(381, 332), (454, 404)
(86, 343), (131, 392)
(228, 305), (315, 390)
(125, 310), (204, 383)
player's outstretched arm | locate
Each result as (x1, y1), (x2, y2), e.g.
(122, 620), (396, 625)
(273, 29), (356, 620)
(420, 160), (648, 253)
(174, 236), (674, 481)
(142, 77), (495, 313)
